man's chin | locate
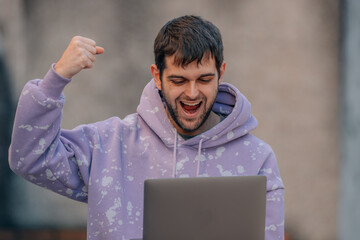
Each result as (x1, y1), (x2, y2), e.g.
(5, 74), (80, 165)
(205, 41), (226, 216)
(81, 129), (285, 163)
(177, 119), (203, 134)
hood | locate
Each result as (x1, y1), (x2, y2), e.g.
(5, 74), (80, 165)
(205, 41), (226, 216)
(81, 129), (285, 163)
(137, 79), (257, 149)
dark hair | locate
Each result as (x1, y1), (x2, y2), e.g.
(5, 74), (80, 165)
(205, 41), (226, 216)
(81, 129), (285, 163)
(154, 15), (224, 80)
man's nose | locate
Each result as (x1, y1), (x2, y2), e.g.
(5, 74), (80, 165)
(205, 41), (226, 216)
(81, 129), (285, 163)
(185, 82), (199, 99)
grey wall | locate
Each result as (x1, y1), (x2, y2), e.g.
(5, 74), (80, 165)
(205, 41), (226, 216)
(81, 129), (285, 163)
(0, 0), (341, 239)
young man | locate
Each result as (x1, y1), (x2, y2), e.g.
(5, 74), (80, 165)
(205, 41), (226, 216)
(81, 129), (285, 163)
(9, 15), (284, 240)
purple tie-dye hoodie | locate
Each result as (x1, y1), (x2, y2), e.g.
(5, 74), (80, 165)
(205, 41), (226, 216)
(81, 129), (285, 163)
(9, 65), (284, 240)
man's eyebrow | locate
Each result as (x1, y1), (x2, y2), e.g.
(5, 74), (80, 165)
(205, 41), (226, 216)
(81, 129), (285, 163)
(167, 75), (186, 79)
(199, 73), (216, 78)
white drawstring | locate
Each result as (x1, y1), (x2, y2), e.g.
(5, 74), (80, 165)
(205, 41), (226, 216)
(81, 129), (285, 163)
(196, 139), (203, 177)
(172, 132), (204, 178)
(172, 130), (177, 178)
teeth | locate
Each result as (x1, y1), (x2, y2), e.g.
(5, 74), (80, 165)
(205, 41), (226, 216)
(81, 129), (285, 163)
(183, 102), (200, 106)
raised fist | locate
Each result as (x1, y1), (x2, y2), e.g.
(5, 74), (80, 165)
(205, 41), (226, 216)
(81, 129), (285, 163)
(54, 36), (104, 79)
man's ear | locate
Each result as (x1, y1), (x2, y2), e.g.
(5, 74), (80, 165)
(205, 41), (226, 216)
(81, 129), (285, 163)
(150, 64), (162, 90)
(218, 61), (226, 84)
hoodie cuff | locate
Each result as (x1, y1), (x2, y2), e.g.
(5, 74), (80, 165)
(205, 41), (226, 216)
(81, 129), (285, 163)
(38, 63), (72, 99)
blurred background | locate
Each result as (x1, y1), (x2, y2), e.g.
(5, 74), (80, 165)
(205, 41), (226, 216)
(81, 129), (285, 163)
(0, 0), (358, 239)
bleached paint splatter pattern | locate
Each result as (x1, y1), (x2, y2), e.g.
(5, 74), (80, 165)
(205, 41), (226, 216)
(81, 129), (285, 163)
(106, 198), (122, 225)
(216, 147), (225, 158)
(102, 176), (113, 187)
(34, 138), (46, 154)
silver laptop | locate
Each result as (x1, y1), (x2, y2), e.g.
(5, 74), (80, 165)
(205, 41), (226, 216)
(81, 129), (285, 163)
(132, 176), (266, 240)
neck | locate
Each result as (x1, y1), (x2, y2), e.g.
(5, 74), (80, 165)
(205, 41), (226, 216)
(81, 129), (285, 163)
(168, 110), (221, 137)
(198, 111), (221, 134)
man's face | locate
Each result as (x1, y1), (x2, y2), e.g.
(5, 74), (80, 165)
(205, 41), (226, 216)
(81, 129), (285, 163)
(152, 55), (225, 136)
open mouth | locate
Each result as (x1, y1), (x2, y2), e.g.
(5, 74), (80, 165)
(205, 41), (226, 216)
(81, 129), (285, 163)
(180, 101), (202, 114)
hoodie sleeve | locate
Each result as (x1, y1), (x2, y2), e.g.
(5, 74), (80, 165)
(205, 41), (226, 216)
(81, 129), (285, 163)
(8, 65), (91, 202)
(259, 149), (285, 240)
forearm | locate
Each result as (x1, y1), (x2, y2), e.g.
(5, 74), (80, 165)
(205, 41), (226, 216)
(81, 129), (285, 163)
(9, 65), (69, 171)
(265, 188), (285, 240)
(257, 147), (285, 240)
(8, 66), (90, 200)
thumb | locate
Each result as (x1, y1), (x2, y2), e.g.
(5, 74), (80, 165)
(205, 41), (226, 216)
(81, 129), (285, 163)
(96, 46), (104, 54)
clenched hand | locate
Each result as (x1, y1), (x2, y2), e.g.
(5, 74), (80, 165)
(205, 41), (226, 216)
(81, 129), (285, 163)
(54, 36), (104, 79)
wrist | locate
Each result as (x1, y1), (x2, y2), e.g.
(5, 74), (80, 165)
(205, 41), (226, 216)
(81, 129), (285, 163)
(54, 63), (72, 79)
(38, 64), (72, 99)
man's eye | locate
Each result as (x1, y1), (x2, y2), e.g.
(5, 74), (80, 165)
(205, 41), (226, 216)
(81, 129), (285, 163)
(171, 79), (185, 84)
(199, 78), (212, 82)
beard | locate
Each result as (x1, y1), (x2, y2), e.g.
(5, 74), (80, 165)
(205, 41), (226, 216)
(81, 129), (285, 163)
(160, 86), (218, 134)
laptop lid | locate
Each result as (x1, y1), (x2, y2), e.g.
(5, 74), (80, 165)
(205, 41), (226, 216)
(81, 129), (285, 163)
(141, 176), (266, 240)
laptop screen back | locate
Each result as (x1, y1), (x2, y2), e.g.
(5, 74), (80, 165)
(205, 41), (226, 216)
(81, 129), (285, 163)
(141, 176), (266, 240)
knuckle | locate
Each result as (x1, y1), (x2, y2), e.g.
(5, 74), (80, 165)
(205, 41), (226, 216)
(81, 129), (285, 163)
(79, 61), (87, 69)
(89, 47), (95, 55)
(71, 36), (80, 43)
(72, 35), (81, 41)
(72, 36), (83, 47)
(80, 55), (87, 63)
